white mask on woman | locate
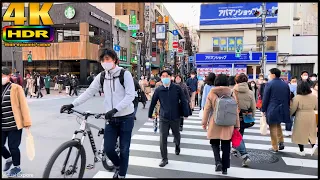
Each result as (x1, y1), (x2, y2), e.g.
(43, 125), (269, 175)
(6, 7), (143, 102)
(2, 77), (9, 85)
(101, 62), (114, 71)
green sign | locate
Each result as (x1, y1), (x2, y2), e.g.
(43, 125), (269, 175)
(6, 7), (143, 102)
(130, 15), (137, 35)
(131, 56), (137, 64)
(120, 56), (127, 62)
(27, 53), (32, 62)
(116, 19), (128, 32)
(65, 6), (76, 19)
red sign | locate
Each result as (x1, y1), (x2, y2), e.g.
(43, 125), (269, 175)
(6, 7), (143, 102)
(172, 41), (178, 49)
(178, 47), (183, 53)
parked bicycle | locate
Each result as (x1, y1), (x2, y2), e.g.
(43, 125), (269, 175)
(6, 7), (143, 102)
(42, 109), (120, 178)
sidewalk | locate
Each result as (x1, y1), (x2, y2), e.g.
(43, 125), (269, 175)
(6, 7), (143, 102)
(26, 88), (87, 102)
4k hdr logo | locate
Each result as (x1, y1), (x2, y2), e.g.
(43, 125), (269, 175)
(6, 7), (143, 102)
(2, 3), (54, 47)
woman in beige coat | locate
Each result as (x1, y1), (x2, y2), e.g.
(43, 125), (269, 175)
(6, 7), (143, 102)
(290, 81), (318, 156)
(202, 74), (240, 175)
(27, 75), (36, 98)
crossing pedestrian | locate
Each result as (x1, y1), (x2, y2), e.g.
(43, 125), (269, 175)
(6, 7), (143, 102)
(44, 74), (51, 95)
(133, 75), (141, 120)
(232, 73), (255, 167)
(174, 74), (191, 131)
(2, 67), (32, 177)
(186, 71), (198, 111)
(35, 73), (44, 98)
(57, 74), (64, 93)
(290, 80), (318, 156)
(201, 74), (240, 175)
(69, 75), (79, 96)
(60, 48), (135, 178)
(201, 73), (216, 110)
(262, 68), (291, 153)
(148, 70), (189, 167)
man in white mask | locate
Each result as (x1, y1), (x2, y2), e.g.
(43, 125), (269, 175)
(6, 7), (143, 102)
(60, 48), (135, 178)
(186, 71), (198, 111)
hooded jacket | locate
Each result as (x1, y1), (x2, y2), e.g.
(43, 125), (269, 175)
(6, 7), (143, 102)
(72, 66), (135, 117)
(233, 82), (256, 118)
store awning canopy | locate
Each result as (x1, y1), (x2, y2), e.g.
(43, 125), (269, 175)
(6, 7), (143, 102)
(151, 64), (160, 68)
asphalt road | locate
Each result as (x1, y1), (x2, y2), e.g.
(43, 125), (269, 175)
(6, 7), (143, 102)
(1, 94), (318, 178)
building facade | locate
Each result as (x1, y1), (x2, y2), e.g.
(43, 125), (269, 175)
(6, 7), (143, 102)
(197, 2), (293, 80)
(21, 3), (113, 85)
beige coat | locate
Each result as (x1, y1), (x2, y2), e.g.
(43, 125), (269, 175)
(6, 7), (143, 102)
(202, 87), (240, 140)
(233, 82), (256, 118)
(290, 94), (318, 145)
(9, 83), (32, 130)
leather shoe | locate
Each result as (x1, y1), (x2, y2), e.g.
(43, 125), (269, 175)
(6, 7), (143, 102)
(175, 145), (180, 155)
(159, 159), (168, 167)
(279, 142), (285, 150)
(215, 163), (222, 172)
(222, 168), (227, 175)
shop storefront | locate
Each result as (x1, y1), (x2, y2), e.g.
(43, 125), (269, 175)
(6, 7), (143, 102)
(195, 52), (277, 80)
(21, 3), (113, 85)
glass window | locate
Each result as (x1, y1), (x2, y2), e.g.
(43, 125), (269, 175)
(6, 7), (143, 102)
(257, 36), (277, 51)
(137, 11), (140, 20)
(212, 37), (243, 52)
(130, 10), (135, 15)
(123, 9), (127, 15)
(89, 25), (100, 45)
(54, 25), (80, 42)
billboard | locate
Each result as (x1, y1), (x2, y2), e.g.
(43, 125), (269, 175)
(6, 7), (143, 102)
(200, 3), (278, 25)
(195, 52), (277, 64)
(213, 64), (232, 75)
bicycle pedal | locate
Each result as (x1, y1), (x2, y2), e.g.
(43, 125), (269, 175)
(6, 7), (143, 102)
(86, 164), (94, 169)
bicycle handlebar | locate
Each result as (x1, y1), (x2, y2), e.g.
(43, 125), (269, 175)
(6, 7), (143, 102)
(64, 109), (106, 119)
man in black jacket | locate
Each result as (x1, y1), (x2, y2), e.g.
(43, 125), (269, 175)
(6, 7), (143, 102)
(148, 70), (189, 167)
(133, 75), (141, 120)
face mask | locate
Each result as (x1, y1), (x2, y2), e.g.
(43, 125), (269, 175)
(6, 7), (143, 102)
(268, 75), (273, 81)
(311, 77), (317, 81)
(2, 77), (9, 85)
(191, 75), (195, 78)
(251, 84), (255, 86)
(101, 62), (114, 71)
(161, 78), (170, 85)
(302, 76), (308, 80)
(141, 76), (144, 80)
(176, 79), (181, 83)
(291, 83), (297, 85)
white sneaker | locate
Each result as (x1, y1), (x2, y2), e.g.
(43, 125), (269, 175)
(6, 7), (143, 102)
(311, 145), (318, 156)
(287, 131), (292, 136)
(296, 151), (306, 156)
(283, 131), (290, 137)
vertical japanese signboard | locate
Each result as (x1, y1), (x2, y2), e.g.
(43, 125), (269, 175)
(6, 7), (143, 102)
(219, 37), (227, 51)
(130, 15), (137, 35)
(235, 37), (243, 50)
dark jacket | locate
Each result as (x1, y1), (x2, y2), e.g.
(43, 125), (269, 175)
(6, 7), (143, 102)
(259, 83), (266, 99)
(58, 76), (64, 85)
(64, 76), (71, 86)
(148, 83), (189, 120)
(261, 78), (291, 125)
(176, 82), (190, 103)
(186, 77), (198, 92)
(34, 76), (44, 88)
(133, 78), (141, 107)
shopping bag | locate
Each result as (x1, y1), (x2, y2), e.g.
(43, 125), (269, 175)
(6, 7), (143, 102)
(199, 109), (203, 119)
(256, 99), (262, 109)
(26, 128), (35, 161)
(231, 129), (242, 148)
(260, 115), (268, 135)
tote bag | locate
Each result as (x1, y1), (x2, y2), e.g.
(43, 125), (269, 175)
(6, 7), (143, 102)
(260, 114), (268, 135)
(26, 129), (35, 161)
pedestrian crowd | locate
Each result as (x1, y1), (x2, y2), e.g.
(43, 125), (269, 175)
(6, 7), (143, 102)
(2, 47), (318, 178)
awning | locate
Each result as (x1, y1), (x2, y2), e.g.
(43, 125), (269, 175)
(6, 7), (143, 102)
(119, 63), (132, 67)
(151, 64), (160, 68)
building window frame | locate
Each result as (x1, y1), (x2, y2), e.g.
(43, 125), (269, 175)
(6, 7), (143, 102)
(130, 10), (135, 15)
(212, 37), (243, 52)
(257, 36), (277, 51)
(123, 9), (127, 15)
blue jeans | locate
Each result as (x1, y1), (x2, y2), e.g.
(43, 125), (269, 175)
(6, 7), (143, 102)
(285, 117), (294, 131)
(235, 139), (248, 157)
(104, 114), (134, 177)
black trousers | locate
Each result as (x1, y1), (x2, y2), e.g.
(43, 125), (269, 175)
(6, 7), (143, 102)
(2, 129), (23, 166)
(159, 118), (181, 160)
(210, 139), (231, 170)
(45, 88), (50, 94)
(69, 86), (78, 96)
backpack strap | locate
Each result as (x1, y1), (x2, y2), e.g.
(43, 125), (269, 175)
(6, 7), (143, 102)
(100, 71), (106, 92)
(119, 69), (126, 89)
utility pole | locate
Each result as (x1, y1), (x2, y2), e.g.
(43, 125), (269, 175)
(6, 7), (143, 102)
(261, 2), (267, 76)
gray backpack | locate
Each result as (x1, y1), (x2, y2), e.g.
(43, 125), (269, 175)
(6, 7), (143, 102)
(213, 95), (238, 126)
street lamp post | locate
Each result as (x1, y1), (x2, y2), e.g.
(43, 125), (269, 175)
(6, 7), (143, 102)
(135, 40), (142, 80)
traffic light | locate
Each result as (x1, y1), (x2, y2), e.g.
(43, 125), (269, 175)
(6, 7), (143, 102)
(27, 51), (32, 62)
(253, 7), (263, 17)
(132, 32), (144, 38)
(271, 6), (278, 17)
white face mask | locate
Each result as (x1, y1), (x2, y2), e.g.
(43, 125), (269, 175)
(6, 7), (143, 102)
(268, 75), (273, 81)
(251, 84), (255, 86)
(2, 77), (9, 85)
(291, 83), (297, 85)
(101, 62), (114, 71)
(310, 77), (317, 81)
(141, 76), (144, 80)
(302, 76), (309, 80)
(191, 75), (195, 78)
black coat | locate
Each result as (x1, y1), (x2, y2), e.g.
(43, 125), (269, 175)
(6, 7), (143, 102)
(34, 76), (44, 88)
(133, 78), (141, 107)
(148, 83), (189, 120)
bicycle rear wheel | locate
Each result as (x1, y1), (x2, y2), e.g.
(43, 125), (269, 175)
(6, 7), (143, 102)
(42, 140), (86, 178)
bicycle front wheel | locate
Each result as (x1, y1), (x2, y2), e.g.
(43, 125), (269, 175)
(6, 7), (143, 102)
(42, 140), (86, 178)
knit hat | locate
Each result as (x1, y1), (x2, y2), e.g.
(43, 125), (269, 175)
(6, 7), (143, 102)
(2, 67), (11, 75)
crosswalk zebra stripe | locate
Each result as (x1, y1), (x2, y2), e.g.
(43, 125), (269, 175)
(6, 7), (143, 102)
(93, 107), (317, 178)
(127, 156), (317, 178)
(131, 134), (313, 154)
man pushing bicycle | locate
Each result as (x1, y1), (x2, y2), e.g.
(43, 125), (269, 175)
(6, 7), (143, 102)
(60, 48), (135, 178)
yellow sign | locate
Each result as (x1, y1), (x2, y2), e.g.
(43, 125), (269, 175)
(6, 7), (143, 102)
(220, 38), (227, 45)
(237, 38), (243, 45)
(2, 3), (54, 47)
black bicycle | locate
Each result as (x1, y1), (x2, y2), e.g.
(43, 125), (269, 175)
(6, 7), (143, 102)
(42, 109), (120, 178)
